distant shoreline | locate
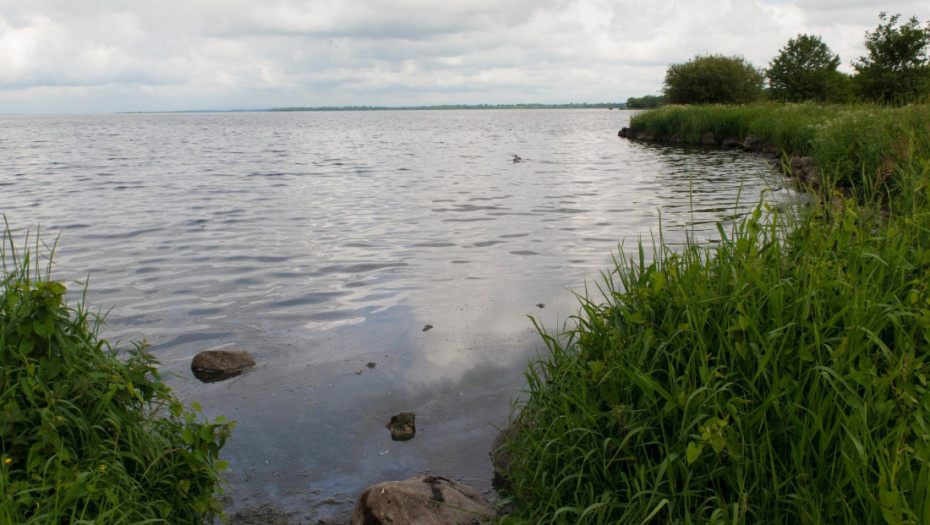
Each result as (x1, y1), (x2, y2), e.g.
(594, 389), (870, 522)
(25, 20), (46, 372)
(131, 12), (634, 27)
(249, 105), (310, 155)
(111, 103), (627, 115)
(269, 103), (626, 112)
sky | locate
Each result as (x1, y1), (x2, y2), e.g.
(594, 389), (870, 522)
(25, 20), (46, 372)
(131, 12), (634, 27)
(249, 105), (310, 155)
(0, 0), (928, 114)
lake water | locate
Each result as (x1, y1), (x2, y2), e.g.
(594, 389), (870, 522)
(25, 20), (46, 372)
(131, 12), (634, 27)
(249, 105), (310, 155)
(1, 109), (790, 522)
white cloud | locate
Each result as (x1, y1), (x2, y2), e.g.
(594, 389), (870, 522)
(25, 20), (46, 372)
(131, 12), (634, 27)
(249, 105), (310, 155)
(0, 0), (928, 113)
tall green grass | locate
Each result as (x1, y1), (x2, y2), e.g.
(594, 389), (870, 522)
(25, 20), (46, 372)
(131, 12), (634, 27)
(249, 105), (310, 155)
(501, 107), (930, 524)
(0, 222), (234, 523)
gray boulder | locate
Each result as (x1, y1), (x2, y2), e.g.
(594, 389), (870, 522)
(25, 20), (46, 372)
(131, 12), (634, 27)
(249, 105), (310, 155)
(352, 475), (494, 525)
(789, 156), (822, 187)
(700, 132), (716, 146)
(191, 350), (255, 383)
(742, 134), (765, 151)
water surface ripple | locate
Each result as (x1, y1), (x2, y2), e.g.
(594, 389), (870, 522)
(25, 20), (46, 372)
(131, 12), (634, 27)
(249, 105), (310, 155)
(0, 109), (791, 521)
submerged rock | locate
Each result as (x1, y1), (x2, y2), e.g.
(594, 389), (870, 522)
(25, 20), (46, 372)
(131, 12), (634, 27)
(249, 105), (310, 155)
(490, 421), (522, 492)
(386, 412), (416, 441)
(722, 136), (742, 148)
(351, 475), (494, 525)
(191, 350), (255, 383)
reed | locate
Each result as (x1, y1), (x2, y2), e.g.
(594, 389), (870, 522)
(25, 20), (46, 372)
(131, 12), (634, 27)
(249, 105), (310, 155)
(500, 105), (930, 524)
(0, 219), (233, 524)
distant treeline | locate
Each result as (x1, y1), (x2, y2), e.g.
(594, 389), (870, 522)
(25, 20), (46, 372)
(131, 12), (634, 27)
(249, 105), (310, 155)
(625, 95), (667, 109)
(270, 102), (626, 112)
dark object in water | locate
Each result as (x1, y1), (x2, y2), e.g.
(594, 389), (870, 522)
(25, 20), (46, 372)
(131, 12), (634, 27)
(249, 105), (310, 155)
(387, 412), (416, 441)
(512, 155), (522, 163)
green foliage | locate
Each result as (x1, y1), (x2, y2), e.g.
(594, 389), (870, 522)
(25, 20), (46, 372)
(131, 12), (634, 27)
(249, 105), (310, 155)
(502, 105), (930, 524)
(0, 223), (234, 524)
(663, 55), (765, 105)
(626, 95), (667, 109)
(853, 12), (930, 104)
(767, 34), (845, 102)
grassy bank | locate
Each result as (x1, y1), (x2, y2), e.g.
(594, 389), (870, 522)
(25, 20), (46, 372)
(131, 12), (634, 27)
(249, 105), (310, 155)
(0, 224), (233, 523)
(501, 104), (930, 524)
(627, 103), (930, 196)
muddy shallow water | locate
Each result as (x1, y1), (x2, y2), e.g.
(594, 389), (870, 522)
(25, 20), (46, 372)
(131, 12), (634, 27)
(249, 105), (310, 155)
(1, 109), (792, 522)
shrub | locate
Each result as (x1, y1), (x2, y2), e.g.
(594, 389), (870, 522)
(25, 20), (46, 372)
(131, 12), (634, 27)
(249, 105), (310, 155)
(663, 55), (764, 105)
(0, 223), (234, 524)
(626, 95), (667, 109)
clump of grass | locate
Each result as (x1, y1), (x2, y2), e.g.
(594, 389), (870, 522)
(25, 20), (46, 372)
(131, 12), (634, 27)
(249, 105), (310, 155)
(0, 221), (234, 523)
(501, 130), (930, 523)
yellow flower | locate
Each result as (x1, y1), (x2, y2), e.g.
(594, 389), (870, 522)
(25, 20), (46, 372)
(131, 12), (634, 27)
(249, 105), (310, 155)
(99, 465), (106, 472)
(3, 458), (10, 465)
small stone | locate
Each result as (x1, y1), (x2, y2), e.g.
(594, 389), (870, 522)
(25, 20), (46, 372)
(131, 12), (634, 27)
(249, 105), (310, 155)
(386, 412), (416, 441)
(366, 362), (377, 369)
(355, 370), (363, 375)
(422, 324), (433, 332)
(536, 303), (545, 309)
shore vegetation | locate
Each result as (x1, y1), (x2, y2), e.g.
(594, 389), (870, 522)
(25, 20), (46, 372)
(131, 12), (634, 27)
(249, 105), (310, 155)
(0, 222), (234, 524)
(499, 102), (930, 524)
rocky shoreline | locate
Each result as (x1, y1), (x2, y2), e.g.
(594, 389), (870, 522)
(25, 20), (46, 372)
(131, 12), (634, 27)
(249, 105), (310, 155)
(618, 126), (823, 189)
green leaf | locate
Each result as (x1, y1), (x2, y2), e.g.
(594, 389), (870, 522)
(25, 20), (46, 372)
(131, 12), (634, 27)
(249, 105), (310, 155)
(686, 442), (703, 464)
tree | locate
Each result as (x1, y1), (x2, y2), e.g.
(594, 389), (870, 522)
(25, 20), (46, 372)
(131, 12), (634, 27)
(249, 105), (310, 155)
(767, 34), (844, 102)
(853, 12), (930, 104)
(663, 54), (764, 105)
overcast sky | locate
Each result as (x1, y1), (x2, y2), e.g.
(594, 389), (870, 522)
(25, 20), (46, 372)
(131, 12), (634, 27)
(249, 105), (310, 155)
(1, 0), (928, 114)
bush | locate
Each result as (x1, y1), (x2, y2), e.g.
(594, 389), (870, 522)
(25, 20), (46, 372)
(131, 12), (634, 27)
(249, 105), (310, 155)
(663, 55), (764, 105)
(0, 224), (234, 523)
(626, 95), (666, 109)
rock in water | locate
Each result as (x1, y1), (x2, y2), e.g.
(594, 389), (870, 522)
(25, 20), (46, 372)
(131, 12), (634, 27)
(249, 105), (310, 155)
(386, 412), (416, 441)
(191, 350), (255, 383)
(351, 475), (494, 525)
